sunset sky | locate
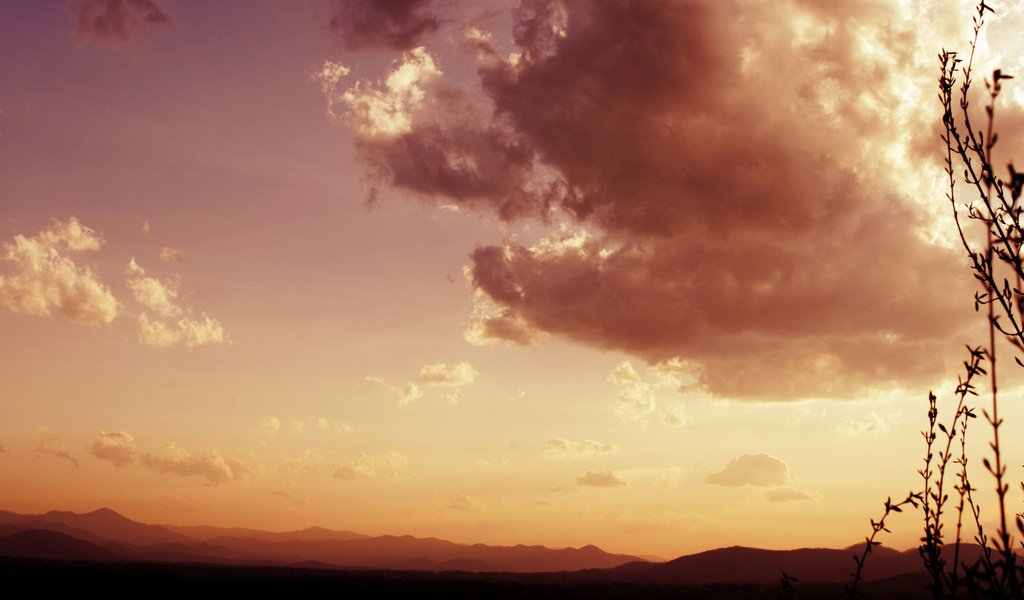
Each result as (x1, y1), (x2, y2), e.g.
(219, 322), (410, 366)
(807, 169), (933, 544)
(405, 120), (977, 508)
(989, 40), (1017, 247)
(4, 0), (1024, 559)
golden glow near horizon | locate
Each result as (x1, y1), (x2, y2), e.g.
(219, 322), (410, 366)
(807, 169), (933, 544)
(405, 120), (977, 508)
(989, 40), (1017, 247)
(4, 0), (1024, 560)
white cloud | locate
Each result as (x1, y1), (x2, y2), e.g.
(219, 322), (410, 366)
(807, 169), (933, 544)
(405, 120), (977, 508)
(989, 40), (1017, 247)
(542, 437), (619, 459)
(399, 381), (422, 406)
(140, 443), (250, 484)
(0, 218), (118, 324)
(127, 259), (227, 349)
(322, 47), (442, 137)
(88, 430), (136, 467)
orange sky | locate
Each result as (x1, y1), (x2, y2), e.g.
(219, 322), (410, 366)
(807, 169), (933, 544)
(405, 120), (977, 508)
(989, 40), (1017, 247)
(2, 0), (1024, 559)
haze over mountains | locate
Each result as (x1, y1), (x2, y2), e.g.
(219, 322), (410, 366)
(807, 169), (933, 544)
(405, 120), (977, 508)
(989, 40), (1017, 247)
(0, 507), (967, 586)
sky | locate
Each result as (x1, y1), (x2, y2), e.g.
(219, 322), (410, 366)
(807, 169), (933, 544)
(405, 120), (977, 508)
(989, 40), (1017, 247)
(3, 0), (1024, 559)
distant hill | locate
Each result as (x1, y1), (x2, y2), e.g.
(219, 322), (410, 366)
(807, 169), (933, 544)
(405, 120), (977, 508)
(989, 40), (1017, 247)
(0, 507), (642, 573)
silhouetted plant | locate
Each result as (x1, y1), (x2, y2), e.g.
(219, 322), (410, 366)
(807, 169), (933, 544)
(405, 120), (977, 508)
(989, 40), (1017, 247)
(847, 1), (1024, 598)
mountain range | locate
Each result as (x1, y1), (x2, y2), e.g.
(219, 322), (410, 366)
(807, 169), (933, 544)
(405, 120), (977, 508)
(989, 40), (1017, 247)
(0, 507), (966, 584)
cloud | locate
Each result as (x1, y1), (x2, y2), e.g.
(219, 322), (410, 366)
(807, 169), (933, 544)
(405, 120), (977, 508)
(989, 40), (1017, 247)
(127, 259), (227, 348)
(271, 490), (307, 505)
(707, 453), (791, 488)
(36, 435), (79, 467)
(576, 470), (626, 488)
(608, 361), (656, 423)
(542, 437), (618, 459)
(837, 411), (898, 435)
(655, 466), (683, 489)
(415, 361), (478, 387)
(0, 218), (118, 325)
(258, 416), (281, 435)
(88, 430), (135, 467)
(447, 493), (483, 512)
(334, 450), (408, 480)
(140, 443), (250, 484)
(662, 401), (687, 427)
(766, 487), (814, 502)
(367, 360), (478, 406)
(329, 0), (981, 401)
(68, 0), (171, 45)
(327, 0), (440, 51)
(287, 448), (324, 474)
(159, 246), (185, 264)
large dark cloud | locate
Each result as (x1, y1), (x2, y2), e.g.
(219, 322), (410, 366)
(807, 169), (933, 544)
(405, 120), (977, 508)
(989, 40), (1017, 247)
(328, 0), (440, 51)
(68, 0), (171, 45)
(332, 0), (980, 399)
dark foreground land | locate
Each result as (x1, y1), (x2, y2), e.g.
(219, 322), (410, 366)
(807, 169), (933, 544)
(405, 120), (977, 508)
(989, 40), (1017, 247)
(0, 558), (931, 599)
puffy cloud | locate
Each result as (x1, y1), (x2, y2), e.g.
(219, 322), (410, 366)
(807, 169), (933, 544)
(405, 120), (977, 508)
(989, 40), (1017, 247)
(447, 493), (483, 512)
(542, 437), (618, 459)
(258, 416), (281, 435)
(330, 0), (983, 401)
(36, 435), (79, 467)
(126, 259), (180, 318)
(576, 470), (626, 488)
(415, 361), (478, 387)
(68, 0), (171, 45)
(88, 430), (136, 467)
(327, 0), (440, 51)
(707, 453), (791, 488)
(0, 218), (118, 325)
(334, 450), (408, 480)
(140, 443), (250, 484)
(127, 259), (227, 348)
(159, 246), (185, 264)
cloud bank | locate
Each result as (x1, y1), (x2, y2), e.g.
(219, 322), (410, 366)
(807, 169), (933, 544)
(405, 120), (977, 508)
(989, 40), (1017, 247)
(325, 0), (980, 401)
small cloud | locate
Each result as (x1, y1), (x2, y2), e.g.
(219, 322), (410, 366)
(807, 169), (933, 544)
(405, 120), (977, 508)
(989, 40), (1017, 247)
(416, 361), (478, 387)
(271, 490), (307, 505)
(36, 435), (79, 467)
(576, 470), (627, 488)
(258, 416), (281, 435)
(88, 430), (136, 467)
(662, 401), (687, 427)
(0, 218), (118, 325)
(140, 443), (249, 484)
(837, 411), (897, 435)
(128, 259), (227, 348)
(608, 362), (656, 423)
(399, 381), (422, 406)
(549, 484), (578, 493)
(707, 453), (790, 488)
(159, 246), (185, 264)
(448, 494), (483, 512)
(542, 437), (619, 459)
(766, 487), (814, 502)
(334, 450), (407, 481)
(68, 0), (171, 46)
